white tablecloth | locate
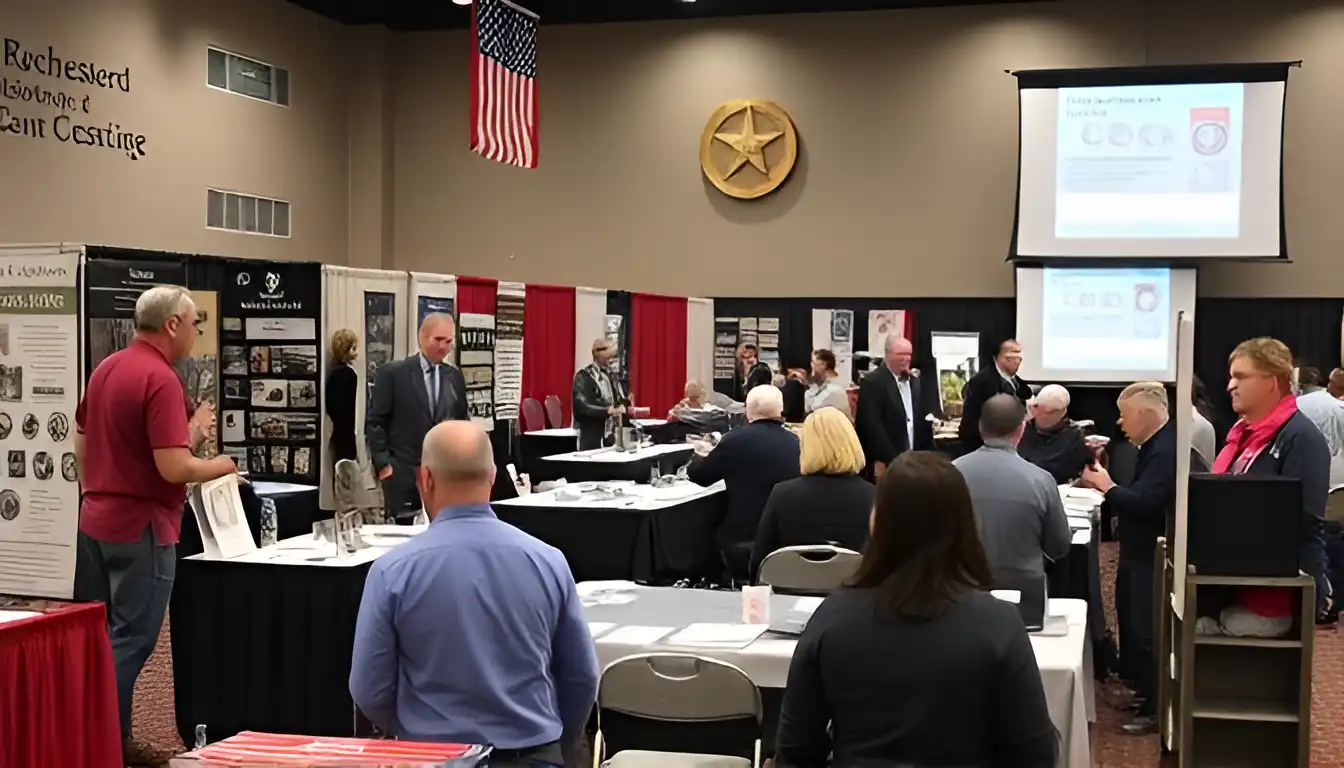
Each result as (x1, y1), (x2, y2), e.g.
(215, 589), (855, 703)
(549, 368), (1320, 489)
(494, 480), (724, 511)
(583, 586), (1093, 768)
(184, 524), (422, 568)
(526, 419), (666, 439)
(543, 443), (693, 464)
(250, 481), (319, 497)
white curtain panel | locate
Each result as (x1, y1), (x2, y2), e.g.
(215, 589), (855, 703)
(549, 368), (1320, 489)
(407, 271), (457, 356)
(574, 286), (608, 373)
(320, 266), (411, 510)
(687, 298), (715, 391)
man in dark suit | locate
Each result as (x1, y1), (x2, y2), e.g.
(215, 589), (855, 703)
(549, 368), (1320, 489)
(572, 338), (626, 451)
(958, 339), (1033, 453)
(688, 384), (800, 582)
(366, 313), (469, 523)
(855, 335), (933, 480)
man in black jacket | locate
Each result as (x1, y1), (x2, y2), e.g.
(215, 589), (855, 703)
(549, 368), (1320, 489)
(365, 313), (469, 522)
(571, 339), (625, 450)
(734, 343), (773, 402)
(958, 339), (1032, 453)
(855, 335), (933, 480)
(1018, 384), (1095, 484)
(1079, 381), (1204, 735)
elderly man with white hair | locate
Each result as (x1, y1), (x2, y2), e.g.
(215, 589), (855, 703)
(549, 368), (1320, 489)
(1017, 383), (1095, 484)
(689, 384), (801, 581)
(74, 285), (238, 763)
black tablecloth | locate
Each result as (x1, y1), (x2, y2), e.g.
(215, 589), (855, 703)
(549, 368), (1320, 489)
(170, 558), (368, 748)
(529, 448), (696, 484)
(492, 492), (725, 584)
(177, 487), (323, 559)
(519, 432), (580, 480)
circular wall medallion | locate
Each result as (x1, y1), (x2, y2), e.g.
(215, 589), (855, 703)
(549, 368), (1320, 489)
(1192, 122), (1228, 155)
(699, 99), (798, 200)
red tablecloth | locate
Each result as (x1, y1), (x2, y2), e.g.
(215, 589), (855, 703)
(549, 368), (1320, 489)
(0, 602), (122, 768)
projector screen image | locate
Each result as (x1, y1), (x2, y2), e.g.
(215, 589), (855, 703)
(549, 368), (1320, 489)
(1015, 266), (1197, 384)
(1015, 78), (1286, 258)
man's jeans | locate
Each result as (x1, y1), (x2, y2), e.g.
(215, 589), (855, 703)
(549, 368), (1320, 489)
(74, 528), (176, 740)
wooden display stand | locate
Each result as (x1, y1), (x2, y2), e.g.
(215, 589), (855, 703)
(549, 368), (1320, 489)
(1156, 538), (1315, 768)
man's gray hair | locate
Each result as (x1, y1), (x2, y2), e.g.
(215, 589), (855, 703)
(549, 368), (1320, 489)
(420, 312), (454, 329)
(421, 422), (494, 483)
(134, 285), (194, 332)
(1031, 384), (1070, 412)
(979, 394), (1026, 439)
(1118, 381), (1169, 415)
(592, 338), (614, 355)
(745, 384), (784, 420)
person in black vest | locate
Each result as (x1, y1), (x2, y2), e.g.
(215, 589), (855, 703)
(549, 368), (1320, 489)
(571, 338), (626, 451)
(958, 339), (1032, 453)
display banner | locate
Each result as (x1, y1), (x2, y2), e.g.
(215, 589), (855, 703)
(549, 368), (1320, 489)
(811, 309), (854, 383)
(83, 255), (186, 375)
(418, 295), (454, 328)
(180, 290), (220, 457)
(0, 245), (81, 599)
(220, 261), (322, 483)
(493, 283), (525, 421)
(458, 313), (496, 430)
(364, 292), (397, 408)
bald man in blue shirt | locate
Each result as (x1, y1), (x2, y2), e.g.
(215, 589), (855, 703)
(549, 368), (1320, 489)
(350, 421), (598, 765)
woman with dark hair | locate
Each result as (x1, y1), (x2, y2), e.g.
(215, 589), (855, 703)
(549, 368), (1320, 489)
(1190, 374), (1217, 466)
(774, 451), (1059, 767)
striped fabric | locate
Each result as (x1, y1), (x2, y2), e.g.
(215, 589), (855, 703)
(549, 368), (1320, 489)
(188, 731), (484, 765)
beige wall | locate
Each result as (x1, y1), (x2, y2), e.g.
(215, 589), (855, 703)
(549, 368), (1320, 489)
(390, 0), (1344, 298)
(0, 0), (361, 265)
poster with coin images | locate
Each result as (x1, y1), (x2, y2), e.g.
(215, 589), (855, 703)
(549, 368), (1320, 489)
(221, 261), (322, 483)
(0, 246), (81, 599)
(458, 313), (496, 431)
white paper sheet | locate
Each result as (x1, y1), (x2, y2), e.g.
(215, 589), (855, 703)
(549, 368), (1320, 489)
(588, 622), (616, 637)
(664, 623), (769, 649)
(0, 610), (42, 624)
(991, 590), (1022, 604)
(188, 474), (257, 559)
(597, 626), (675, 645)
(791, 596), (824, 614)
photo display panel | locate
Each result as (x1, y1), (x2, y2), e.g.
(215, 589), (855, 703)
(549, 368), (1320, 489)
(83, 254), (187, 377)
(1012, 63), (1290, 259)
(1015, 266), (1197, 384)
(220, 261), (322, 483)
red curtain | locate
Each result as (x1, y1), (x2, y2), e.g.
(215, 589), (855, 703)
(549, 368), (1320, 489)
(455, 276), (499, 315)
(521, 284), (576, 424)
(630, 293), (688, 417)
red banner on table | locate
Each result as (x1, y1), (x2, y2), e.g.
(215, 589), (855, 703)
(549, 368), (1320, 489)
(190, 731), (485, 765)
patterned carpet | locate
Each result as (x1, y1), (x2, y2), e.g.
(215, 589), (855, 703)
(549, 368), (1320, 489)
(131, 542), (1344, 766)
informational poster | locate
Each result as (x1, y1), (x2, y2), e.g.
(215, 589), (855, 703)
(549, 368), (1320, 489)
(811, 309), (854, 383)
(931, 331), (980, 416)
(493, 283), (525, 421)
(187, 474), (257, 560)
(0, 246), (80, 599)
(867, 310), (908, 358)
(713, 317), (739, 386)
(458, 313), (496, 430)
(83, 256), (186, 377)
(364, 292), (397, 408)
(604, 314), (627, 392)
(757, 316), (780, 373)
(221, 261), (322, 482)
(417, 295), (454, 328)
(179, 290), (219, 458)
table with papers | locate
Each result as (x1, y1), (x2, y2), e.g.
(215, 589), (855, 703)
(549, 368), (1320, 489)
(168, 526), (421, 749)
(493, 481), (726, 582)
(582, 584), (1093, 768)
(532, 442), (696, 483)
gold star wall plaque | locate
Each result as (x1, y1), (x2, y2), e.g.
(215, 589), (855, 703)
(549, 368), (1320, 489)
(699, 99), (798, 200)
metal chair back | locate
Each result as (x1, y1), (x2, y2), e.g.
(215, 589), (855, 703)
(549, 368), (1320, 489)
(756, 544), (861, 595)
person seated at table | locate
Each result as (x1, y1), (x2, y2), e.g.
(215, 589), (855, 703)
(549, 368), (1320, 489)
(350, 421), (598, 765)
(750, 407), (873, 578)
(804, 348), (851, 419)
(689, 385), (801, 582)
(774, 451), (1059, 768)
(953, 395), (1072, 587)
(1017, 384), (1094, 484)
(670, 380), (712, 415)
(572, 338), (626, 451)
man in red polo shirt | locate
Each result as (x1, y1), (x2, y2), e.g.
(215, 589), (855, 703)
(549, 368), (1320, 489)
(73, 285), (237, 764)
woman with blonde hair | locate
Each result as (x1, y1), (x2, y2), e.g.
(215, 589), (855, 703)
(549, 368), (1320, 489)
(326, 328), (360, 463)
(749, 406), (874, 577)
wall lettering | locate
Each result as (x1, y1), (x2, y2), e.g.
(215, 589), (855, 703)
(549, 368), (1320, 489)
(0, 36), (146, 160)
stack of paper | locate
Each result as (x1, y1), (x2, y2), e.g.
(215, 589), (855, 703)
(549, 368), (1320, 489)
(664, 623), (769, 650)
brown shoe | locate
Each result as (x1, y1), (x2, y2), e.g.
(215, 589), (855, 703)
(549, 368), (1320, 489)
(122, 737), (172, 767)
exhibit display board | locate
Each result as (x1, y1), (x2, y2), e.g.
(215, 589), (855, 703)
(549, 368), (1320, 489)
(0, 244), (82, 599)
(811, 309), (854, 384)
(408, 272), (457, 350)
(82, 251), (187, 380)
(494, 282), (525, 422)
(221, 261), (322, 483)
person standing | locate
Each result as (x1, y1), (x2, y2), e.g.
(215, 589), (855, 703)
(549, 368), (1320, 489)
(325, 328), (360, 464)
(73, 285), (238, 765)
(804, 348), (850, 419)
(571, 338), (625, 451)
(351, 421), (598, 766)
(854, 336), (933, 480)
(366, 313), (468, 523)
(734, 343), (773, 402)
(958, 339), (1032, 453)
(953, 395), (1072, 587)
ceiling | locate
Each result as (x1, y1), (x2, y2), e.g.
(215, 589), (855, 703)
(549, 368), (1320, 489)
(286, 0), (1049, 31)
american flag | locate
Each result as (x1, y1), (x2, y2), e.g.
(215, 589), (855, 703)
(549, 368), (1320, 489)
(470, 0), (539, 169)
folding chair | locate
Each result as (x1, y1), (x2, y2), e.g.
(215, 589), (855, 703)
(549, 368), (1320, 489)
(1326, 485), (1344, 523)
(594, 654), (762, 768)
(544, 394), (566, 428)
(521, 397), (546, 432)
(756, 544), (861, 596)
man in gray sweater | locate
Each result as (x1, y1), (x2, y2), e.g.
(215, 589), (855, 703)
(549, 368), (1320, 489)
(954, 394), (1072, 586)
